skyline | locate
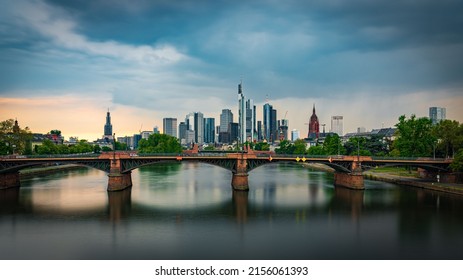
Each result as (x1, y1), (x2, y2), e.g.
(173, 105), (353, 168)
(1, 0), (463, 140)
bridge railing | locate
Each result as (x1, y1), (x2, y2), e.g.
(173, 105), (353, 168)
(370, 156), (450, 161)
(5, 153), (100, 159)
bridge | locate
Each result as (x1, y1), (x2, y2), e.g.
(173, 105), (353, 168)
(0, 149), (454, 191)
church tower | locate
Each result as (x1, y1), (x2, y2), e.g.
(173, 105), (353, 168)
(104, 109), (113, 139)
(308, 104), (319, 139)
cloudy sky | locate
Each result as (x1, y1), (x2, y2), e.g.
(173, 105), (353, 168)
(1, 0), (462, 140)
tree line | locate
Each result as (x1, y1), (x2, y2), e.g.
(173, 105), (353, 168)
(272, 115), (463, 171)
(1, 116), (462, 170)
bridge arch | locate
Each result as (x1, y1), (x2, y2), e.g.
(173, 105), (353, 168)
(0, 159), (110, 175)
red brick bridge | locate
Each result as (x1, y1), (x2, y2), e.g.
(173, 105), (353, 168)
(0, 149), (453, 191)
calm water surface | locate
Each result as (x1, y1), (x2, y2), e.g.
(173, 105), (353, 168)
(1, 162), (463, 259)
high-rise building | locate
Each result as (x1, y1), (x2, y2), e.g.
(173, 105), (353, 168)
(330, 116), (343, 136)
(238, 82), (247, 143)
(132, 134), (142, 149)
(163, 118), (177, 138)
(291, 129), (300, 142)
(229, 122), (239, 143)
(271, 108), (277, 141)
(257, 121), (263, 141)
(278, 119), (289, 141)
(178, 122), (187, 144)
(185, 112), (204, 144)
(429, 107), (446, 125)
(220, 109), (233, 133)
(263, 102), (278, 142)
(308, 104), (320, 139)
(104, 110), (113, 139)
(263, 103), (272, 141)
(245, 99), (254, 142)
(204, 118), (215, 143)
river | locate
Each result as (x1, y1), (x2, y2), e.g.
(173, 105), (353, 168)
(1, 162), (462, 259)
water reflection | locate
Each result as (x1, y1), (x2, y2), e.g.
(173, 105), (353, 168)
(107, 188), (132, 223)
(232, 190), (248, 224)
(1, 163), (463, 259)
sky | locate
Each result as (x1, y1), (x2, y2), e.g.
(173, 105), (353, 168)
(1, 0), (463, 141)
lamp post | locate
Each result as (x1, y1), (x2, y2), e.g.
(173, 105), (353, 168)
(113, 133), (116, 160)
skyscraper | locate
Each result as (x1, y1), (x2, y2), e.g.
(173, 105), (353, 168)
(219, 109), (233, 144)
(308, 104), (320, 139)
(204, 118), (215, 143)
(278, 119), (289, 141)
(429, 107), (446, 125)
(238, 82), (247, 143)
(245, 99), (254, 142)
(331, 116), (343, 136)
(104, 109), (113, 139)
(178, 122), (187, 144)
(163, 118), (177, 138)
(263, 102), (277, 142)
(185, 112), (204, 144)
(291, 129), (300, 142)
(220, 109), (233, 133)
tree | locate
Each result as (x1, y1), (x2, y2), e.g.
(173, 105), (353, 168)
(392, 114), (435, 157)
(293, 139), (308, 154)
(254, 142), (270, 151)
(275, 140), (295, 154)
(49, 130), (61, 136)
(433, 120), (462, 158)
(450, 148), (463, 172)
(203, 145), (215, 151)
(138, 133), (182, 153)
(0, 119), (32, 155)
(344, 137), (371, 156)
(307, 145), (325, 155)
(37, 139), (58, 154)
(323, 134), (346, 155)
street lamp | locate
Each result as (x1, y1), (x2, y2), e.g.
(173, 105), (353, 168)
(113, 133), (116, 159)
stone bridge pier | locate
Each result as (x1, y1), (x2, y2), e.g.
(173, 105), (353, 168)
(0, 172), (20, 190)
(229, 153), (251, 191)
(333, 159), (365, 190)
(104, 154), (132, 192)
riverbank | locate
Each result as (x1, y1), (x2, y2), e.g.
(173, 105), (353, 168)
(19, 164), (86, 178)
(303, 163), (463, 196)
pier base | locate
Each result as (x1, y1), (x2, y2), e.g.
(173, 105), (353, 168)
(107, 171), (132, 192)
(334, 172), (364, 190)
(231, 173), (249, 191)
(0, 172), (20, 190)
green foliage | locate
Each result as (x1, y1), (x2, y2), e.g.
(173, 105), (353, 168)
(203, 145), (215, 151)
(93, 145), (101, 153)
(254, 142), (270, 151)
(450, 148), (463, 172)
(0, 119), (32, 155)
(101, 146), (112, 152)
(275, 140), (294, 154)
(115, 141), (127, 151)
(344, 137), (371, 156)
(49, 130), (61, 136)
(138, 133), (182, 153)
(36, 139), (95, 155)
(293, 139), (308, 154)
(274, 139), (308, 154)
(323, 134), (346, 155)
(432, 120), (462, 158)
(392, 114), (436, 157)
(307, 145), (325, 155)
